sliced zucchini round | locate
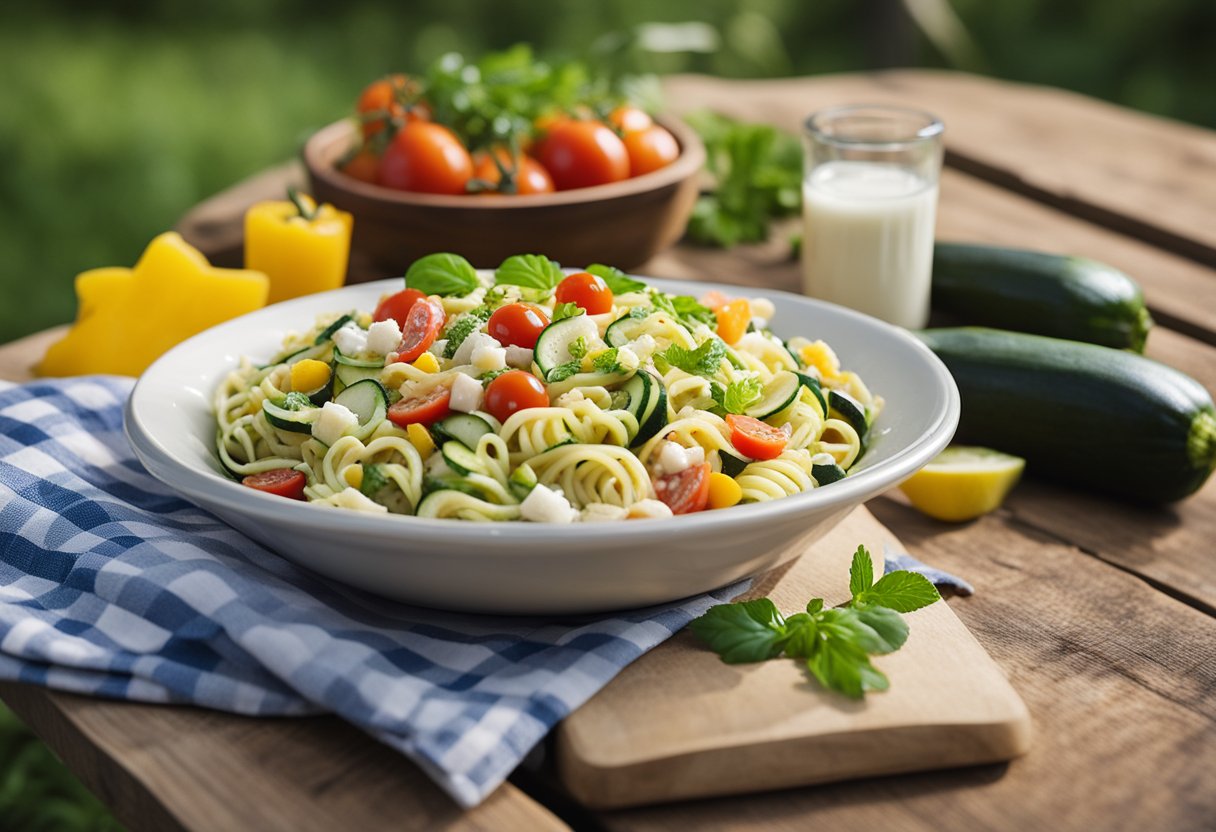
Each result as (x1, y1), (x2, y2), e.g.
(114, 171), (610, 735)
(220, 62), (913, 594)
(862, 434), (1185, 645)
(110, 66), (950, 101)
(332, 379), (388, 442)
(262, 396), (318, 434)
(534, 315), (600, 377)
(508, 463), (539, 500)
(333, 347), (383, 369)
(828, 389), (869, 438)
(746, 371), (801, 420)
(605, 312), (694, 352)
(440, 440), (484, 476)
(795, 372), (828, 416)
(334, 362), (381, 391)
(812, 462), (847, 485)
(718, 452), (749, 478)
(261, 341), (331, 370)
(621, 371), (668, 447)
(315, 313), (356, 345)
(433, 413), (495, 450)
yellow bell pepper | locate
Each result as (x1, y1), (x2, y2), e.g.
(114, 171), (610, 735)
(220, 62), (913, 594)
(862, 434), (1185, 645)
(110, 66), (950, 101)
(38, 232), (268, 378)
(244, 190), (353, 304)
(290, 359), (331, 393)
(412, 353), (440, 374)
(707, 472), (743, 509)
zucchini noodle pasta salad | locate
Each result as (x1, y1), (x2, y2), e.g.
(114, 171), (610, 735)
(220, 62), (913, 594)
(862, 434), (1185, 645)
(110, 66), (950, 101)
(215, 253), (881, 522)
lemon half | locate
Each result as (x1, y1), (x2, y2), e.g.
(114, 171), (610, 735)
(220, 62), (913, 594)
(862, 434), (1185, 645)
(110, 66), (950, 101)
(899, 446), (1026, 522)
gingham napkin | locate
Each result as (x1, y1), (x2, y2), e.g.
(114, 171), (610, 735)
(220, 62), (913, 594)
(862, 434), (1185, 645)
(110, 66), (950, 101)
(0, 376), (968, 807)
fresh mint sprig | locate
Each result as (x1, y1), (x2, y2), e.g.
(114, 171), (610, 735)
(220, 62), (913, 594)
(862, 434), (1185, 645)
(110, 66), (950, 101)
(688, 545), (941, 698)
(654, 338), (727, 378)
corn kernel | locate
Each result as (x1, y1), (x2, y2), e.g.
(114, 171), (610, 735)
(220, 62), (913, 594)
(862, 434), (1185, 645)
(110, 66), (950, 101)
(290, 358), (331, 393)
(407, 423), (435, 457)
(343, 464), (364, 489)
(707, 472), (743, 510)
(413, 352), (440, 374)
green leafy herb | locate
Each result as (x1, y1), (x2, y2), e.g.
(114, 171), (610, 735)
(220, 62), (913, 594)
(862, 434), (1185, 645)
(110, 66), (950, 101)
(545, 361), (582, 383)
(552, 302), (583, 321)
(360, 463), (391, 498)
(405, 253), (480, 297)
(276, 392), (313, 411)
(688, 545), (941, 698)
(655, 338), (727, 378)
(494, 254), (564, 291)
(710, 377), (762, 415)
(592, 348), (622, 374)
(586, 263), (647, 294)
(568, 335), (588, 361)
(670, 295), (718, 328)
(627, 306), (652, 320)
(479, 368), (510, 386)
(442, 307), (493, 359)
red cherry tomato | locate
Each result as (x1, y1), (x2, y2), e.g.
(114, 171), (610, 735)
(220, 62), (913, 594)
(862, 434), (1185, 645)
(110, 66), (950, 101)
(373, 288), (427, 328)
(394, 298), (445, 363)
(555, 272), (614, 315)
(537, 121), (630, 191)
(387, 384), (452, 427)
(378, 122), (474, 195)
(487, 303), (550, 350)
(472, 149), (555, 195)
(608, 105), (654, 135)
(356, 74), (427, 140)
(623, 125), (680, 177)
(725, 414), (789, 461)
(341, 148), (380, 184)
(241, 469), (307, 500)
(654, 462), (711, 515)
(483, 370), (550, 423)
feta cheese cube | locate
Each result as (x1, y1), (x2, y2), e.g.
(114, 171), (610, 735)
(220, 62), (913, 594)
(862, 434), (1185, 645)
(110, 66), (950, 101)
(312, 401), (359, 446)
(625, 334), (657, 361)
(332, 324), (368, 357)
(504, 346), (534, 369)
(471, 344), (507, 373)
(452, 332), (500, 367)
(616, 346), (640, 372)
(520, 484), (578, 524)
(365, 319), (402, 355)
(657, 441), (706, 475)
(450, 372), (484, 413)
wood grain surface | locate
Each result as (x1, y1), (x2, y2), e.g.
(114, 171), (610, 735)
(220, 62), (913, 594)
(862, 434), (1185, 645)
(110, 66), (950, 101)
(556, 507), (1030, 809)
(3, 71), (1215, 832)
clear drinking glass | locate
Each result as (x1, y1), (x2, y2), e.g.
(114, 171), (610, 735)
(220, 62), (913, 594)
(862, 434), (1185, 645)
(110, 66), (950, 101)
(801, 105), (944, 329)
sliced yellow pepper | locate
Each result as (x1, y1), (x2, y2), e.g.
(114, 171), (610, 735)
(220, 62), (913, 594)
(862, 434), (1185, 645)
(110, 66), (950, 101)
(412, 353), (440, 374)
(290, 359), (331, 393)
(244, 190), (353, 304)
(707, 472), (743, 509)
(407, 423), (436, 457)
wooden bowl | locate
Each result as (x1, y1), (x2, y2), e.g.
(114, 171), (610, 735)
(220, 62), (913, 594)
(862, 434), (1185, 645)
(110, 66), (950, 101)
(303, 117), (705, 279)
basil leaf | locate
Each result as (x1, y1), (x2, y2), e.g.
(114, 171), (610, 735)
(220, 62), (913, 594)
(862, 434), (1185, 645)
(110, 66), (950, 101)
(404, 253), (479, 297)
(495, 254), (564, 290)
(586, 263), (646, 294)
(856, 571), (941, 613)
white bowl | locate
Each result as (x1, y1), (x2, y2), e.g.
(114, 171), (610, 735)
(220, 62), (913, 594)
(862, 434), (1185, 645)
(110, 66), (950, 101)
(125, 276), (958, 614)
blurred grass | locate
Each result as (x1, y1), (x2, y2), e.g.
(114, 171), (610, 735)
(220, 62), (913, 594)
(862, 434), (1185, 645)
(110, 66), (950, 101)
(0, 0), (1213, 826)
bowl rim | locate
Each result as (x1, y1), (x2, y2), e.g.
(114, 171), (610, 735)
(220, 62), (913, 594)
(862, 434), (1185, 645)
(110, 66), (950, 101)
(126, 275), (959, 545)
(303, 114), (707, 209)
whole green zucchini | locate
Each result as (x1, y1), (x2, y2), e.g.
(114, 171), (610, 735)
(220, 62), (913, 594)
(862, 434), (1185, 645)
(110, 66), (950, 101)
(932, 243), (1153, 352)
(917, 327), (1216, 503)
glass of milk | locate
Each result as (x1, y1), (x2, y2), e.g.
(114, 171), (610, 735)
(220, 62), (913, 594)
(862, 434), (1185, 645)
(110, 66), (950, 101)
(801, 106), (944, 329)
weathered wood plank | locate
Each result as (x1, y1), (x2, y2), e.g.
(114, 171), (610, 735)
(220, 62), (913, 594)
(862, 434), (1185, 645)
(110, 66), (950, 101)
(662, 71), (1216, 266)
(0, 685), (567, 832)
(598, 502), (1216, 832)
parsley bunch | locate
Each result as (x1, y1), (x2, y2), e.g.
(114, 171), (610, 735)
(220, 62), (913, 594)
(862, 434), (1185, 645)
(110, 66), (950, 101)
(689, 546), (941, 698)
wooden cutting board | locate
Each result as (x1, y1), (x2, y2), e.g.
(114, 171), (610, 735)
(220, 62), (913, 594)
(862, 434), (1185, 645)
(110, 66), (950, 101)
(555, 505), (1032, 809)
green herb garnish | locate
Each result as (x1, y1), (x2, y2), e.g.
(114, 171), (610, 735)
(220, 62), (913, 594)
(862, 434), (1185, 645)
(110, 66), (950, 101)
(655, 338), (728, 378)
(442, 307), (494, 359)
(591, 348), (623, 374)
(710, 377), (762, 415)
(360, 463), (391, 498)
(586, 263), (647, 294)
(405, 253), (480, 297)
(552, 302), (583, 321)
(494, 254), (564, 291)
(688, 545), (941, 698)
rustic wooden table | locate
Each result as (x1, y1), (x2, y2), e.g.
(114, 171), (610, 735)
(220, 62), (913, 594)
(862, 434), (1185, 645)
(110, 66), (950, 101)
(1, 70), (1213, 831)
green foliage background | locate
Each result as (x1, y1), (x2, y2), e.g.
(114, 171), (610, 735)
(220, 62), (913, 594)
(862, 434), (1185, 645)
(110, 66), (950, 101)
(0, 0), (1212, 825)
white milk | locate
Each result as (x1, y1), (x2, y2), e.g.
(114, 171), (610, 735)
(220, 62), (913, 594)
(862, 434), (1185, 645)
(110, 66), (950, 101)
(801, 161), (938, 329)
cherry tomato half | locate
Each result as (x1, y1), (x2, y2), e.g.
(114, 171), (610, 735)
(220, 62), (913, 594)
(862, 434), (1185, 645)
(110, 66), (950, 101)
(373, 288), (427, 328)
(555, 272), (614, 315)
(394, 298), (445, 363)
(537, 120), (630, 191)
(241, 468), (307, 500)
(725, 414), (789, 461)
(654, 462), (711, 515)
(378, 122), (474, 195)
(623, 124), (680, 178)
(608, 105), (654, 135)
(387, 383), (452, 427)
(472, 149), (555, 195)
(487, 303), (550, 350)
(483, 370), (549, 423)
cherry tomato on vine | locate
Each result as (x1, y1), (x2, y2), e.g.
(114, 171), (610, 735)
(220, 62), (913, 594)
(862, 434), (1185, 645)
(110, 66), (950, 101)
(341, 148), (381, 184)
(242, 469), (307, 500)
(726, 415), (789, 461)
(472, 148), (555, 195)
(537, 121), (629, 191)
(654, 463), (711, 515)
(623, 125), (680, 177)
(487, 303), (550, 349)
(484, 371), (549, 423)
(378, 122), (474, 195)
(393, 298), (446, 363)
(608, 105), (653, 135)
(555, 272), (614, 315)
(373, 288), (427, 328)
(387, 384), (452, 427)
(357, 74), (427, 140)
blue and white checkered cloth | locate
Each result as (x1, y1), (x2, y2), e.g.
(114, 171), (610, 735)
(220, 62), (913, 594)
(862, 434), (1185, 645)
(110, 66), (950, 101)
(0, 376), (970, 807)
